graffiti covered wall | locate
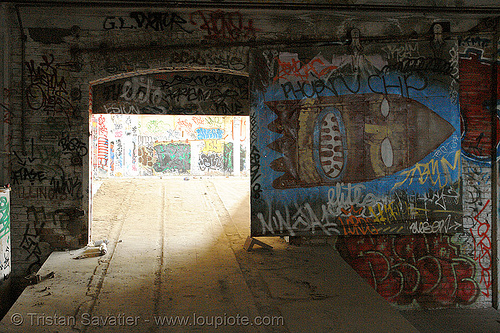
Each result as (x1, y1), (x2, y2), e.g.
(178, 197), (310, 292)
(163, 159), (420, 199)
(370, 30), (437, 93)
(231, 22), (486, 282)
(250, 39), (462, 237)
(91, 114), (249, 178)
(91, 70), (249, 116)
(2, 2), (499, 311)
(333, 36), (500, 308)
(8, 52), (88, 276)
(249, 33), (499, 308)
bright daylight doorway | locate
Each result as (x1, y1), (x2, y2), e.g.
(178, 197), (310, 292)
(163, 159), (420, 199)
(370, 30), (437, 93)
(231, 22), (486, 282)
(89, 114), (250, 243)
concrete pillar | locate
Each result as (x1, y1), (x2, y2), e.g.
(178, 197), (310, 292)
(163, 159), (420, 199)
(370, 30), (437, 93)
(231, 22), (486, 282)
(233, 117), (241, 177)
(245, 116), (250, 176)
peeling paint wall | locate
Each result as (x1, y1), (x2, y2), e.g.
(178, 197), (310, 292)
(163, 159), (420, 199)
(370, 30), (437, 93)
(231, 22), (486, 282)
(1, 1), (499, 310)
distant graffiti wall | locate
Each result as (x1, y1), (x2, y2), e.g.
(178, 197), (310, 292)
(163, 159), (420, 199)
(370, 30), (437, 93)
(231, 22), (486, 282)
(250, 40), (462, 237)
(91, 114), (249, 177)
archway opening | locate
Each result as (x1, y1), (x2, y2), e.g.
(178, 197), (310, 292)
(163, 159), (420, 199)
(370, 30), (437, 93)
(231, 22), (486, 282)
(89, 113), (250, 242)
(87, 68), (251, 244)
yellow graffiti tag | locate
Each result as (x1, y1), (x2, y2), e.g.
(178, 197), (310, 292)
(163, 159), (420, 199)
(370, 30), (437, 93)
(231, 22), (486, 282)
(368, 201), (427, 224)
(202, 140), (225, 153)
(393, 150), (461, 190)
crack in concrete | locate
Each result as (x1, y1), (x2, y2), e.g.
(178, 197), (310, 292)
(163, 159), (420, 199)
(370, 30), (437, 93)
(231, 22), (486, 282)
(73, 186), (135, 332)
(150, 183), (165, 333)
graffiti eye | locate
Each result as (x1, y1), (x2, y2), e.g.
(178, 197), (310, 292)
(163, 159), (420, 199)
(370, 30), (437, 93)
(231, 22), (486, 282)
(381, 137), (394, 168)
(381, 97), (390, 117)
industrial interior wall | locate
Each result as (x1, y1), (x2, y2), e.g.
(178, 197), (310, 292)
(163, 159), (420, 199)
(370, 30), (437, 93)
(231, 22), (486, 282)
(90, 114), (249, 178)
(1, 2), (499, 310)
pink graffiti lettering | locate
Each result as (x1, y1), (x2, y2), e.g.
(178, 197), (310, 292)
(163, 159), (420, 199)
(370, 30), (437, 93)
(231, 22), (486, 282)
(189, 10), (258, 42)
(275, 54), (337, 83)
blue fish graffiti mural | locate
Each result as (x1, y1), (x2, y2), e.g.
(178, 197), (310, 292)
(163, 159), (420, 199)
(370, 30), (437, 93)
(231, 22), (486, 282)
(250, 43), (462, 237)
(266, 94), (456, 188)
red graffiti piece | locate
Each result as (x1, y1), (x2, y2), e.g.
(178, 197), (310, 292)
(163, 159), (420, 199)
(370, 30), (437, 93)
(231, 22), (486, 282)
(177, 119), (193, 132)
(459, 50), (500, 160)
(189, 10), (258, 42)
(340, 234), (480, 307)
(274, 55), (337, 83)
(3, 109), (12, 124)
(338, 206), (379, 236)
(238, 118), (247, 142)
(469, 199), (492, 296)
(96, 115), (109, 168)
(192, 116), (204, 125)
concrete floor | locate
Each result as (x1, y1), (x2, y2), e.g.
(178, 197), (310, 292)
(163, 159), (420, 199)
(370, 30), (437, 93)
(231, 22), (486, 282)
(0, 177), (446, 332)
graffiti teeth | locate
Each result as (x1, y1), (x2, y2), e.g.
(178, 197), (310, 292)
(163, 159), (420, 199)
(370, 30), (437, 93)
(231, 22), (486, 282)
(319, 112), (344, 179)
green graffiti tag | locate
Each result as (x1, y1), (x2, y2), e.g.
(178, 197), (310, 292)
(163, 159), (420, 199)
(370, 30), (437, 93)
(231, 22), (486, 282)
(0, 196), (10, 240)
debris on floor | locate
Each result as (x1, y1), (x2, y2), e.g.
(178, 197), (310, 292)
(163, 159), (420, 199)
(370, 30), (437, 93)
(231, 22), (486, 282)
(92, 239), (109, 247)
(25, 271), (55, 285)
(72, 241), (108, 259)
(243, 236), (273, 251)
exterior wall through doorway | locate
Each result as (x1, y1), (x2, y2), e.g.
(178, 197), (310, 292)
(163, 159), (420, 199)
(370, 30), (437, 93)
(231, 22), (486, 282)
(91, 114), (249, 178)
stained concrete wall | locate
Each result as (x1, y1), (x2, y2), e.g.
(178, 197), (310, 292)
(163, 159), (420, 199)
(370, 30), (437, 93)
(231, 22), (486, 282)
(1, 1), (499, 311)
